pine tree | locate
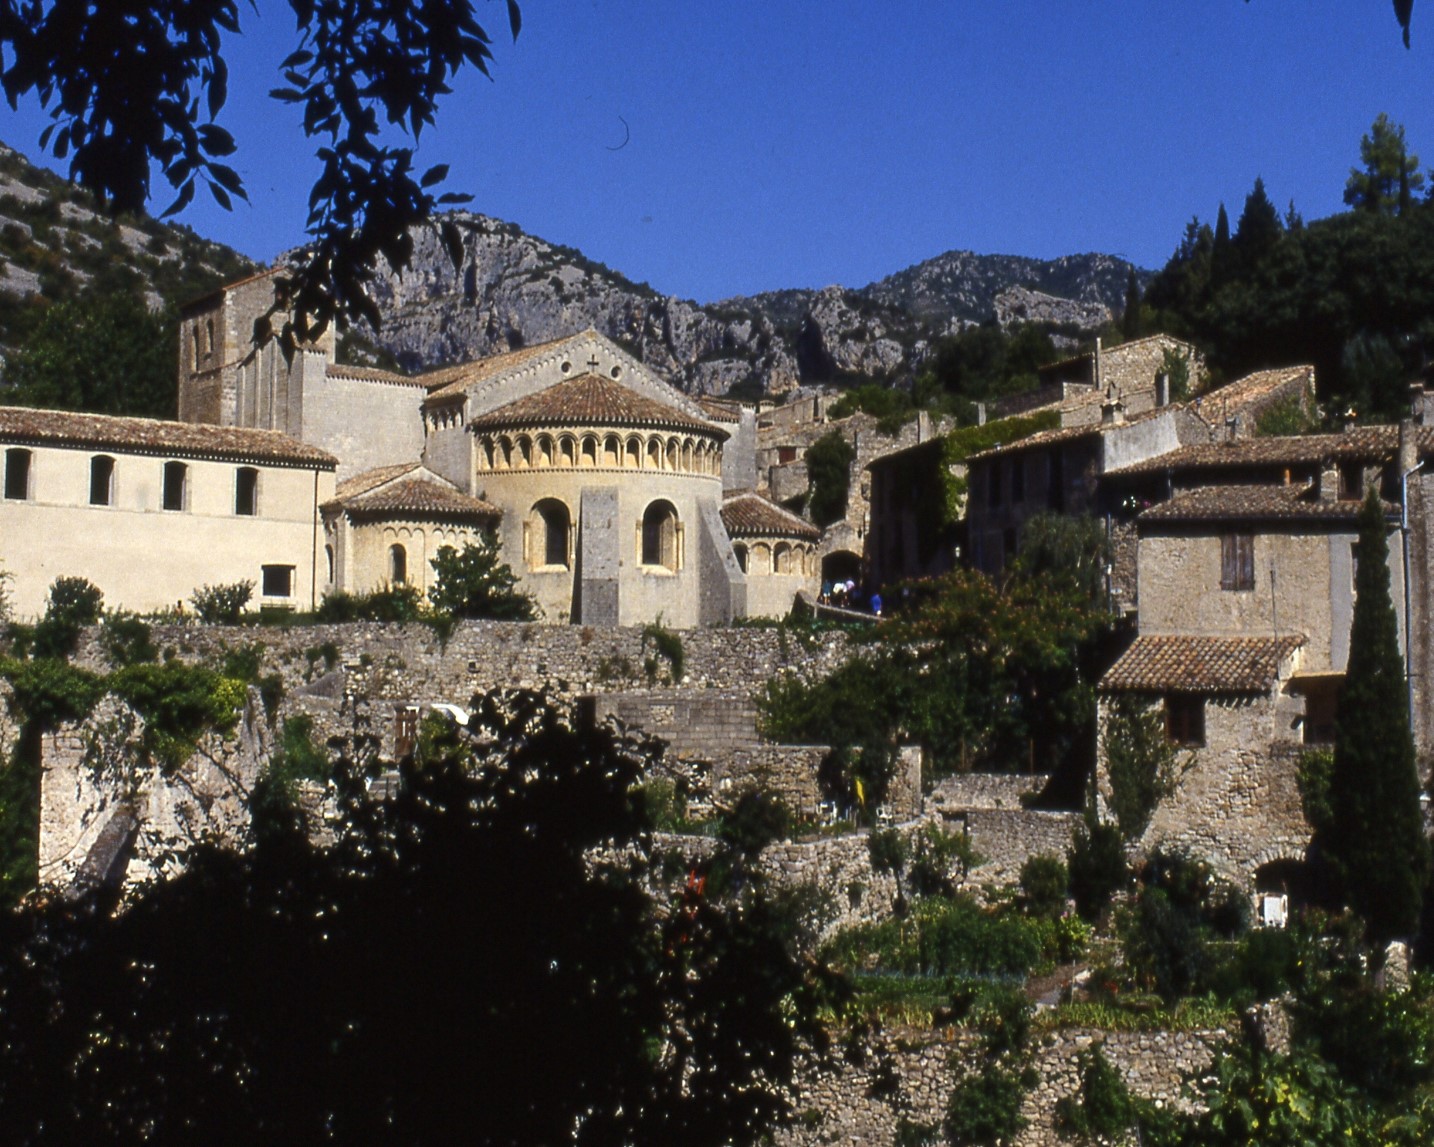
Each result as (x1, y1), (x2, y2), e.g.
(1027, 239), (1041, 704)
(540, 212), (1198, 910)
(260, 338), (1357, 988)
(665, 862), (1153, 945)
(1344, 113), (1424, 215)
(1321, 490), (1430, 949)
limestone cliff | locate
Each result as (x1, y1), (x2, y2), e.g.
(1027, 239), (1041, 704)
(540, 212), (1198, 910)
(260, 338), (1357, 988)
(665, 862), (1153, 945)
(360, 212), (1147, 397)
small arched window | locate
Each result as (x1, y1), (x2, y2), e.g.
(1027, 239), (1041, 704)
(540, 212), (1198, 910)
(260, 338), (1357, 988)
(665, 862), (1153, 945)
(641, 500), (680, 571)
(3, 448), (31, 500)
(162, 461), (187, 511)
(389, 544), (408, 584)
(529, 499), (571, 569)
(89, 455), (115, 506)
(205, 318), (216, 356)
(325, 544), (335, 585)
(235, 466), (259, 515)
(734, 543), (748, 574)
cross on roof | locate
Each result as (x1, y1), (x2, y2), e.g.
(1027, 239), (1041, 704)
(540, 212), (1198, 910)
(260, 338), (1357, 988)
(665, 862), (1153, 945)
(587, 355), (600, 372)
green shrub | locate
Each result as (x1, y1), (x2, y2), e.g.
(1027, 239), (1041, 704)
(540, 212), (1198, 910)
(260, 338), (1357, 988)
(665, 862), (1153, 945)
(868, 826), (908, 875)
(1019, 855), (1068, 918)
(943, 1061), (1033, 1146)
(641, 620), (684, 683)
(718, 790), (792, 857)
(908, 822), (981, 898)
(190, 580), (254, 625)
(99, 611), (158, 668)
(1103, 694), (1183, 840)
(1055, 1041), (1145, 1140)
(1067, 820), (1127, 921)
(427, 535), (536, 621)
(33, 575), (104, 658)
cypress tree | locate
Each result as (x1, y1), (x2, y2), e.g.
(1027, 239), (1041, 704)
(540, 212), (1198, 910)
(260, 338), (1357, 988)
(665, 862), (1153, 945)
(1210, 203), (1232, 286)
(1321, 490), (1430, 948)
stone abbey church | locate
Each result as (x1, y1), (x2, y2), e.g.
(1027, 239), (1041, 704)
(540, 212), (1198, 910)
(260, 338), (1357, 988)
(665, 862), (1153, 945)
(0, 269), (818, 621)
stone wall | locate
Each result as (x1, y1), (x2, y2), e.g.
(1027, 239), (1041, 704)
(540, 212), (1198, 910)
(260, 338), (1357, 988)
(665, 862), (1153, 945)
(778, 1023), (1221, 1147)
(75, 621), (854, 711)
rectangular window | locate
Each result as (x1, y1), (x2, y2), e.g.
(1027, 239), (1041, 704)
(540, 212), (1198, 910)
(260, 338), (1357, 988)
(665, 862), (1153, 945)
(261, 564), (294, 598)
(1165, 694), (1206, 747)
(1010, 457), (1025, 503)
(235, 467), (258, 516)
(1220, 533), (1254, 591)
(89, 456), (114, 506)
(3, 448), (31, 500)
(162, 461), (187, 511)
(1338, 462), (1363, 502)
(987, 463), (1002, 509)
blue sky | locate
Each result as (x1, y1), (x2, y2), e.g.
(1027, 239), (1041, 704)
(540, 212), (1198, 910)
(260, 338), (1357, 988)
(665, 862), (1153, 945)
(0, 2), (1430, 303)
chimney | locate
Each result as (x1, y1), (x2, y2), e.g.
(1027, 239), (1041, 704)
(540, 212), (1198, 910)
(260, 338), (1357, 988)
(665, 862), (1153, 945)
(1319, 462), (1340, 502)
(1100, 385), (1125, 427)
(1400, 418), (1418, 477)
(1094, 337), (1103, 389)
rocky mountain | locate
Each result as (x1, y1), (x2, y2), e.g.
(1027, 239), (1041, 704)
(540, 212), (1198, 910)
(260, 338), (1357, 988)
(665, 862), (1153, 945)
(0, 139), (1147, 400)
(0, 143), (254, 353)
(362, 213), (1149, 397)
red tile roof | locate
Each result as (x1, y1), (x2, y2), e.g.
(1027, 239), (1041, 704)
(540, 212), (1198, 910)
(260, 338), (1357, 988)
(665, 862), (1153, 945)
(323, 464), (499, 521)
(1101, 634), (1305, 693)
(0, 405), (336, 468)
(1107, 425), (1431, 476)
(721, 492), (821, 540)
(1138, 484), (1394, 524)
(466, 373), (725, 437)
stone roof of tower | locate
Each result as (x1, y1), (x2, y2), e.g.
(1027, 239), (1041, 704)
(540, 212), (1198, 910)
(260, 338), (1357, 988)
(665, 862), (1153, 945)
(0, 405), (336, 468)
(322, 463), (499, 520)
(721, 491), (821, 540)
(1101, 634), (1305, 693)
(466, 373), (726, 437)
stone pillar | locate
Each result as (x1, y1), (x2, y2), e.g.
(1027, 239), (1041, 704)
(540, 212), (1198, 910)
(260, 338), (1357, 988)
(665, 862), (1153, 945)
(576, 487), (620, 625)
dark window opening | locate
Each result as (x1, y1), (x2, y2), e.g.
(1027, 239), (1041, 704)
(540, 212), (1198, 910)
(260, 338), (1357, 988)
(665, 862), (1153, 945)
(987, 463), (1002, 509)
(734, 544), (748, 573)
(89, 455), (114, 506)
(261, 564), (294, 598)
(235, 467), (258, 516)
(641, 501), (679, 570)
(1338, 462), (1363, 502)
(531, 499), (571, 568)
(4, 448), (31, 500)
(1010, 458), (1025, 503)
(1221, 533), (1254, 591)
(389, 544), (407, 584)
(162, 461), (187, 511)
(1165, 694), (1206, 747)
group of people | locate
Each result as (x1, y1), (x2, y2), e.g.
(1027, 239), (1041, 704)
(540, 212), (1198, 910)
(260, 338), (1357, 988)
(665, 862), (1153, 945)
(818, 580), (882, 616)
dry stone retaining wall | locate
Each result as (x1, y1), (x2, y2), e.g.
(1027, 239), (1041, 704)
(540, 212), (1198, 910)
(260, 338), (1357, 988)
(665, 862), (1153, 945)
(779, 1024), (1221, 1147)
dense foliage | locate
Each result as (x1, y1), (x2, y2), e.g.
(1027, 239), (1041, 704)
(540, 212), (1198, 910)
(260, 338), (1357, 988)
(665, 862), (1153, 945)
(759, 563), (1106, 798)
(1140, 117), (1434, 419)
(803, 429), (856, 528)
(0, 689), (840, 1145)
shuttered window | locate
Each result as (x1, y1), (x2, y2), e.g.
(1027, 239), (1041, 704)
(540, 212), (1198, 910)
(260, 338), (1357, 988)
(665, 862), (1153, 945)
(1220, 533), (1254, 591)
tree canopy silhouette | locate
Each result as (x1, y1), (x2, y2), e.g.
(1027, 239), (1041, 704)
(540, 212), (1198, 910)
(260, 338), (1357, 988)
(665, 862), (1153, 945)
(0, 688), (839, 1145)
(0, 0), (522, 342)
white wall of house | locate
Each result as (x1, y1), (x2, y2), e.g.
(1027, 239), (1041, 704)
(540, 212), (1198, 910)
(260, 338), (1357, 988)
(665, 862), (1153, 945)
(0, 443), (333, 617)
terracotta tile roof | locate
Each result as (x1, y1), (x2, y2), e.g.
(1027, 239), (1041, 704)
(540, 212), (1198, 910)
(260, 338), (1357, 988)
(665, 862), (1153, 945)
(322, 464), (499, 520)
(0, 405), (336, 468)
(420, 332), (594, 399)
(1138, 484), (1393, 524)
(721, 492), (821, 540)
(1107, 425), (1428, 477)
(466, 373), (725, 437)
(1101, 634), (1305, 693)
(325, 362), (425, 387)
